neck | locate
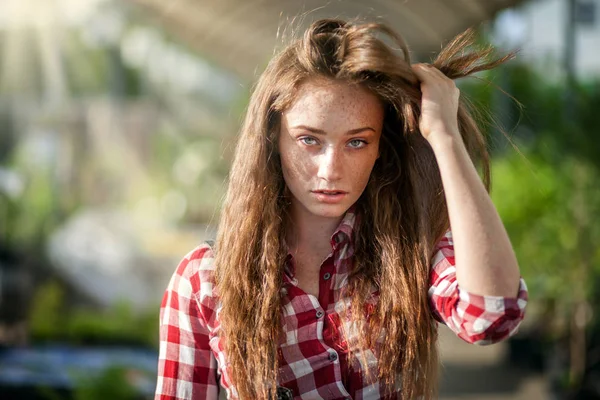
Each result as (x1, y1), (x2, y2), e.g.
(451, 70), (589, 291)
(285, 202), (344, 253)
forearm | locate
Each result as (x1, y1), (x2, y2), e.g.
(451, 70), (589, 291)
(429, 132), (521, 297)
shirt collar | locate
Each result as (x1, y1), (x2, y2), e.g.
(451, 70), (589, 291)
(330, 203), (358, 246)
(283, 204), (360, 278)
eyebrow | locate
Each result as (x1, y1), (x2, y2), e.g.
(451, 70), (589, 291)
(290, 125), (376, 135)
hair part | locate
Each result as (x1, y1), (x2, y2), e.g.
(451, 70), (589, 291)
(214, 18), (515, 399)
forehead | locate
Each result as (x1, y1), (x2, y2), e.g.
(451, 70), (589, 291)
(282, 78), (384, 127)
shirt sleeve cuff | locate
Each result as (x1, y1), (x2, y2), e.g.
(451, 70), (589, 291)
(448, 277), (529, 345)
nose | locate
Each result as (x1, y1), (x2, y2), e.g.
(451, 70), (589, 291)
(317, 146), (343, 182)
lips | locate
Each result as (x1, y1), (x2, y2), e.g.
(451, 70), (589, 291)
(312, 190), (348, 194)
(311, 190), (348, 204)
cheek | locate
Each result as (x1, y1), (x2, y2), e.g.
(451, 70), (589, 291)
(279, 144), (314, 185)
(350, 151), (379, 185)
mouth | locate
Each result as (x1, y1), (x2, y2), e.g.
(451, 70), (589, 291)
(312, 190), (348, 195)
(311, 190), (348, 204)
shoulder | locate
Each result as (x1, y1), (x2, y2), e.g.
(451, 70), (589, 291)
(177, 241), (216, 273)
(170, 241), (217, 305)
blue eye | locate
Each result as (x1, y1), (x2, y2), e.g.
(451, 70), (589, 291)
(300, 137), (318, 145)
(348, 139), (367, 149)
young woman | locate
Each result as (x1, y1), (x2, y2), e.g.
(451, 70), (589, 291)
(155, 19), (528, 400)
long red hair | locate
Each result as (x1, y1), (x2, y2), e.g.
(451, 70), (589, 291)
(214, 18), (514, 399)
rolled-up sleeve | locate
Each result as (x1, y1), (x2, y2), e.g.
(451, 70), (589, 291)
(428, 230), (528, 345)
(155, 245), (220, 399)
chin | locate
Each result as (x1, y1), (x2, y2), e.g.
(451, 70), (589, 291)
(308, 203), (350, 219)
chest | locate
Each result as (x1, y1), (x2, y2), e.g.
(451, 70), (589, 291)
(293, 259), (323, 298)
(207, 252), (384, 399)
(289, 248), (333, 299)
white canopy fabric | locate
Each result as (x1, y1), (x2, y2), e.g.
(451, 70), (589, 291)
(130, 0), (524, 81)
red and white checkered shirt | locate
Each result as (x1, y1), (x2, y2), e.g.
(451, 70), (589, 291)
(155, 209), (528, 399)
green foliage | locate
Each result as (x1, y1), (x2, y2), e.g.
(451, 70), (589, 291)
(463, 49), (600, 389)
(72, 366), (138, 400)
(457, 50), (600, 299)
(0, 133), (64, 250)
(28, 282), (155, 399)
(491, 153), (600, 304)
(29, 281), (66, 341)
(65, 301), (159, 347)
(461, 60), (600, 165)
(29, 281), (159, 347)
(6, 170), (59, 247)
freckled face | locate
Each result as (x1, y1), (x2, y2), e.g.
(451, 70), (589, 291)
(278, 79), (384, 219)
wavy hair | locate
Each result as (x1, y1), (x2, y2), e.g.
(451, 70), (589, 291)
(214, 18), (514, 399)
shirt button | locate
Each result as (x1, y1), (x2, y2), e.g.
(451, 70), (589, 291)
(316, 310), (324, 319)
(281, 287), (288, 296)
(328, 350), (338, 362)
(323, 272), (331, 280)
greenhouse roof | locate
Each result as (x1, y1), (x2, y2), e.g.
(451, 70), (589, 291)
(131, 0), (525, 81)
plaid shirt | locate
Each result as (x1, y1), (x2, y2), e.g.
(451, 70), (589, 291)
(155, 209), (528, 399)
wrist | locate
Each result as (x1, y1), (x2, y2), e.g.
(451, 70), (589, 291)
(427, 130), (464, 154)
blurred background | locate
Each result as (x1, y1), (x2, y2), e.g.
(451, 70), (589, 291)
(0, 0), (599, 399)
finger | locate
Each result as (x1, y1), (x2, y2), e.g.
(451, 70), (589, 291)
(412, 63), (448, 83)
(425, 65), (457, 87)
(426, 65), (446, 79)
(411, 63), (434, 82)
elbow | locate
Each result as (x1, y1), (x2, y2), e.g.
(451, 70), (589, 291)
(458, 307), (527, 346)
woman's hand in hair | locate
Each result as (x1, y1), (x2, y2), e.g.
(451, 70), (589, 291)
(413, 63), (523, 300)
(411, 63), (461, 145)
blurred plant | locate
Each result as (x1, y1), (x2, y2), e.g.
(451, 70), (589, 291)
(491, 150), (600, 393)
(492, 153), (600, 301)
(461, 56), (600, 392)
(66, 301), (159, 347)
(0, 1), (234, 349)
(28, 280), (65, 341)
(29, 280), (159, 347)
(72, 366), (139, 400)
